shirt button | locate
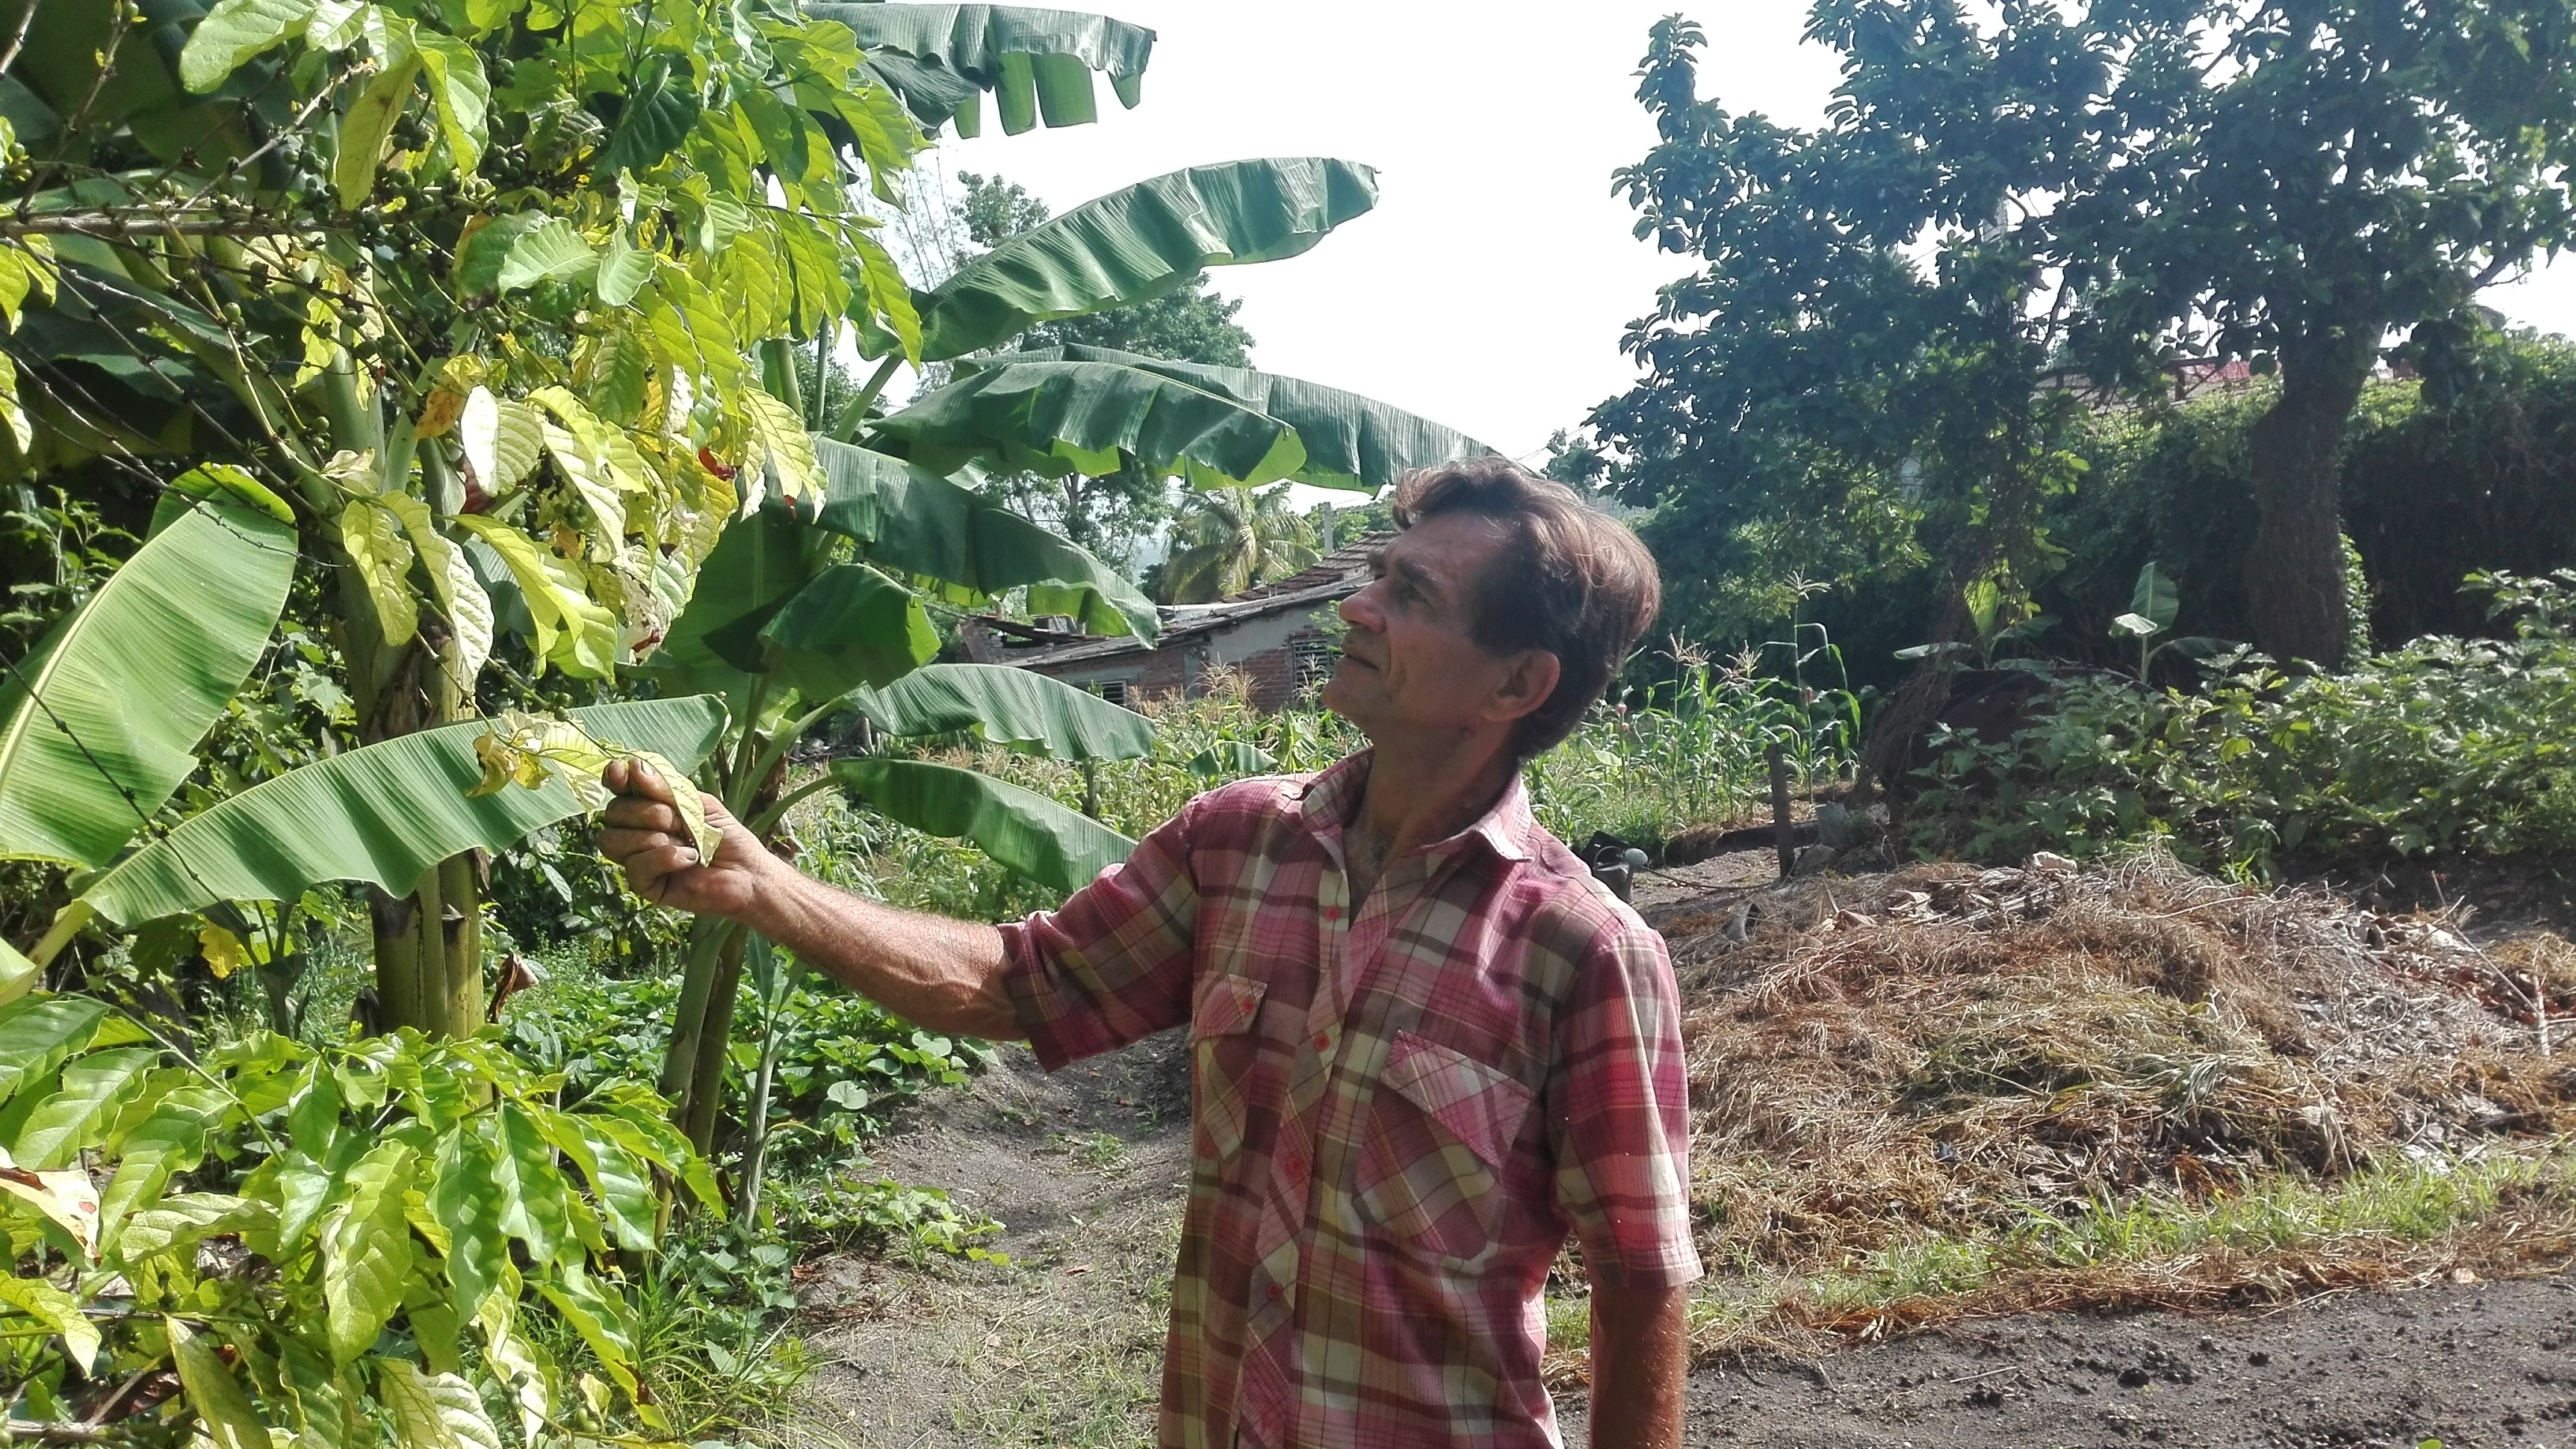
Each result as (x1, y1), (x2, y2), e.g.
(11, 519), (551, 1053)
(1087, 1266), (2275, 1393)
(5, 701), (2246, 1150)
(1312, 1033), (1330, 1050)
(1265, 1282), (1282, 1302)
(1324, 905), (1341, 921)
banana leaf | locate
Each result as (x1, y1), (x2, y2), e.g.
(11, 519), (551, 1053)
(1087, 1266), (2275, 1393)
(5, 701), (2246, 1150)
(850, 664), (1151, 759)
(659, 507), (830, 679)
(872, 357), (1300, 489)
(0, 489), (296, 869)
(874, 348), (1486, 493)
(78, 698), (729, 927)
(813, 3), (1155, 137)
(1019, 346), (1489, 492)
(746, 564), (942, 701)
(809, 438), (1159, 642)
(831, 757), (1132, 893)
(915, 159), (1378, 360)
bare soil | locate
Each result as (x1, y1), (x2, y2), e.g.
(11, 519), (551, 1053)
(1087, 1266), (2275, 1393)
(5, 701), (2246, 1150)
(792, 851), (2576, 1447)
(1559, 1270), (2576, 1447)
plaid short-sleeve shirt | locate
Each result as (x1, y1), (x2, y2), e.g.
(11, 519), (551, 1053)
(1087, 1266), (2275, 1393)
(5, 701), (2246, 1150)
(999, 751), (1702, 1449)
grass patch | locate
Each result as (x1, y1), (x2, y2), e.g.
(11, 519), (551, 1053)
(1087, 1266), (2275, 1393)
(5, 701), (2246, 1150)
(1544, 1146), (2576, 1378)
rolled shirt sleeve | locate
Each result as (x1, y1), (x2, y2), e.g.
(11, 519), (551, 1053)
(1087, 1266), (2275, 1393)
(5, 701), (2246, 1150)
(1544, 923), (1704, 1291)
(999, 795), (1204, 1072)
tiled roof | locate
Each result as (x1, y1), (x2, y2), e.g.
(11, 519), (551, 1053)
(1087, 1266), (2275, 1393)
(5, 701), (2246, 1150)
(1005, 531), (1389, 669)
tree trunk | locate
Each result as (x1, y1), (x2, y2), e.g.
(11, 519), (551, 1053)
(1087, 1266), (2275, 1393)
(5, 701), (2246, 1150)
(2244, 332), (2376, 664)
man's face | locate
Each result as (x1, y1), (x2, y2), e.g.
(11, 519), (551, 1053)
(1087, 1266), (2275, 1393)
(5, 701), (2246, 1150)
(1322, 511), (1549, 747)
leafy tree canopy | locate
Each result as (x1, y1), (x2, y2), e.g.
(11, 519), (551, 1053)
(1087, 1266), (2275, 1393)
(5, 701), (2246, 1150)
(1601, 1), (2576, 663)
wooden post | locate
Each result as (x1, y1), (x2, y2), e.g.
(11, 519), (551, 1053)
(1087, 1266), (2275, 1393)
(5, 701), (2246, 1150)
(1769, 743), (1795, 879)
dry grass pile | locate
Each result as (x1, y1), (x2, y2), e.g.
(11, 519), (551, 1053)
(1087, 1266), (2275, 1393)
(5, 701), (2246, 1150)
(1663, 851), (2576, 1284)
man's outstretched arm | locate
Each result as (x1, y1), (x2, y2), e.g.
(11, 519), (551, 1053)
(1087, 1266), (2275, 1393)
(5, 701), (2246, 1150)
(1587, 1280), (1687, 1449)
(596, 759), (1023, 1042)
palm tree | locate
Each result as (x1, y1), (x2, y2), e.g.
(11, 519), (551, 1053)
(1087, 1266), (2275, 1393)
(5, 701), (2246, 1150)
(1155, 485), (1322, 603)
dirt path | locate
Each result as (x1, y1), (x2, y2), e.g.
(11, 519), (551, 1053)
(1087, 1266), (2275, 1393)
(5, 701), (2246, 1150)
(795, 1031), (1193, 1449)
(794, 1025), (2575, 1448)
(1564, 1272), (2576, 1447)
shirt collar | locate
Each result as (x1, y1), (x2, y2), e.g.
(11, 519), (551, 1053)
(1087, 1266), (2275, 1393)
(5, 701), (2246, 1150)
(1297, 749), (1538, 865)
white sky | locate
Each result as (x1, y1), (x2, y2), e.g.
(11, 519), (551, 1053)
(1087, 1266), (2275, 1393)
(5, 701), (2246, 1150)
(931, 0), (2576, 471)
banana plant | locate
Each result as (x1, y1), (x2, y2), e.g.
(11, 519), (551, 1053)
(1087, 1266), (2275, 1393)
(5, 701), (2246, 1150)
(631, 476), (1155, 1157)
(823, 155), (1387, 430)
(2110, 560), (2230, 681)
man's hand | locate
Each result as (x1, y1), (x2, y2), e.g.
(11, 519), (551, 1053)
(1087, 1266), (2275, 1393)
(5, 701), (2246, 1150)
(596, 758), (1022, 1040)
(597, 759), (782, 919)
(1588, 1280), (1687, 1448)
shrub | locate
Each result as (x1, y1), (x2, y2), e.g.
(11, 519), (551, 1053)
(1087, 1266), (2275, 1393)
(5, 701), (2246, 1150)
(1906, 571), (2576, 874)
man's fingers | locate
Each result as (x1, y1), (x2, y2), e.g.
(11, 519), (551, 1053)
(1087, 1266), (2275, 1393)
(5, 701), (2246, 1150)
(605, 757), (673, 807)
(601, 794), (680, 833)
(597, 826), (688, 861)
(618, 843), (702, 891)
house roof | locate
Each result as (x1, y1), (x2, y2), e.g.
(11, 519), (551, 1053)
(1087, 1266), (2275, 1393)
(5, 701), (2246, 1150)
(1008, 531), (1389, 671)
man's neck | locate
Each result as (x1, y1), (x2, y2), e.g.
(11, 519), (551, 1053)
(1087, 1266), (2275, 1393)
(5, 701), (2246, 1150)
(1342, 728), (1519, 897)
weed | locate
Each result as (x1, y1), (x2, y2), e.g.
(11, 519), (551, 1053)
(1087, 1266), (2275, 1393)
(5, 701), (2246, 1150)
(1055, 1130), (1129, 1171)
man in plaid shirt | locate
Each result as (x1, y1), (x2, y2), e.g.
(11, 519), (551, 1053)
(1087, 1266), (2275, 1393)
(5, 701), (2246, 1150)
(603, 459), (1698, 1447)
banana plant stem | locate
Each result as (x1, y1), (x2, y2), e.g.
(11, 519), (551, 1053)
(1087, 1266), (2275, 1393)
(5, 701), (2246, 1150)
(832, 354), (904, 440)
(680, 928), (749, 1155)
(656, 915), (742, 1103)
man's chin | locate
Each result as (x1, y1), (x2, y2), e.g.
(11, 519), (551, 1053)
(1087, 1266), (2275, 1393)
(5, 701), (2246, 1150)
(1317, 672), (1368, 724)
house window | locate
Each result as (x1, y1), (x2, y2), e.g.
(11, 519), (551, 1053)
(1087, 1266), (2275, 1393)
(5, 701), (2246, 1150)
(1291, 635), (1339, 689)
(1095, 680), (1132, 706)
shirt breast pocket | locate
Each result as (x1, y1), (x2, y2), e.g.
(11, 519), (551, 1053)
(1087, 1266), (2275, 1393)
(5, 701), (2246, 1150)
(1355, 1031), (1535, 1262)
(1189, 973), (1267, 1163)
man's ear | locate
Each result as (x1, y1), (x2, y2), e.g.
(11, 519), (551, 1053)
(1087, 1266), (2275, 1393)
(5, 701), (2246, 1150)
(1482, 649), (1562, 726)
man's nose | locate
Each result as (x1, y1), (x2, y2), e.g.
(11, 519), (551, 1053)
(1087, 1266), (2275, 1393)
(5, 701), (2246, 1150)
(1339, 584), (1383, 631)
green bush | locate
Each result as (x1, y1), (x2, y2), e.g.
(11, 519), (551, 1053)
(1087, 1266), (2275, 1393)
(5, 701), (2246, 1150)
(500, 967), (986, 1170)
(1907, 571), (2576, 874)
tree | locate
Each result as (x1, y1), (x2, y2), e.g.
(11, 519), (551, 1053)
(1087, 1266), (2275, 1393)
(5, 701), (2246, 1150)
(2054, 0), (2576, 662)
(1603, 2), (2576, 664)
(1597, 14), (2089, 652)
(1154, 484), (1319, 603)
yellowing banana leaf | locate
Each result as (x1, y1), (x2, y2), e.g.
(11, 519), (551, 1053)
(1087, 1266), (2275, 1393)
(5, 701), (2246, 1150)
(808, 439), (1158, 642)
(830, 757), (1132, 893)
(77, 697), (728, 927)
(915, 159), (1378, 361)
(849, 663), (1150, 760)
(0, 487), (296, 868)
(1012, 346), (1489, 492)
(814, 3), (1154, 137)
